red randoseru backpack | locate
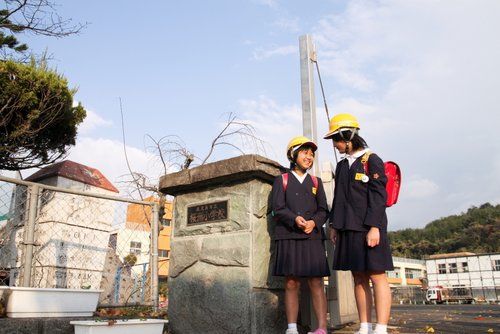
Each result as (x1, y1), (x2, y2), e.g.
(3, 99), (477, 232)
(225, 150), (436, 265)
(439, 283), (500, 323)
(361, 152), (401, 207)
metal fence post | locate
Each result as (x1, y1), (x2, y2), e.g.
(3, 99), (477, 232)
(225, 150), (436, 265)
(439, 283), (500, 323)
(151, 203), (159, 308)
(21, 184), (39, 287)
(115, 267), (122, 304)
(141, 262), (148, 303)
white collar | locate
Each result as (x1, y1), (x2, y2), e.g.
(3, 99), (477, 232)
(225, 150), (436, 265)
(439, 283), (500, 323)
(346, 148), (370, 167)
(291, 171), (308, 183)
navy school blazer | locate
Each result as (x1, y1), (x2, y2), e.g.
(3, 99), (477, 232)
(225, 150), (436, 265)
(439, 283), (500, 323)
(272, 173), (329, 240)
(329, 153), (388, 232)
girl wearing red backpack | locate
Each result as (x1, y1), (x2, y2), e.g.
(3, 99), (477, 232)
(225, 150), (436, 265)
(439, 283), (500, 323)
(324, 114), (393, 334)
(271, 136), (330, 334)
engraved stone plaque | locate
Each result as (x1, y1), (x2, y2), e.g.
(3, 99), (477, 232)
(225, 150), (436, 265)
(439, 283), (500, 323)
(187, 200), (228, 225)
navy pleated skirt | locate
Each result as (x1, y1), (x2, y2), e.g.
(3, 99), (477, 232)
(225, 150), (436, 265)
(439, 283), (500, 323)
(273, 239), (330, 277)
(332, 230), (394, 272)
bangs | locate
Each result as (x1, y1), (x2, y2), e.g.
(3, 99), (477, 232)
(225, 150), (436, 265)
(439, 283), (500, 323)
(293, 145), (316, 159)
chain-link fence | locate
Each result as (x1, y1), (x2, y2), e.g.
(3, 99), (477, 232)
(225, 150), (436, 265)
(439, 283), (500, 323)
(0, 175), (159, 308)
(391, 286), (427, 304)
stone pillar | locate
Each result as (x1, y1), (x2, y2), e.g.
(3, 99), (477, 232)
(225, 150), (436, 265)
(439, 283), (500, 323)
(159, 155), (286, 334)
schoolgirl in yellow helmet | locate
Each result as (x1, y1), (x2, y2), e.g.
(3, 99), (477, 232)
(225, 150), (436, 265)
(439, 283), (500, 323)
(271, 136), (329, 334)
(324, 114), (393, 334)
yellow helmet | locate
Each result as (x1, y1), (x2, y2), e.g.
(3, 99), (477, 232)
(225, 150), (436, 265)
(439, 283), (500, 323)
(323, 113), (360, 139)
(286, 136), (317, 162)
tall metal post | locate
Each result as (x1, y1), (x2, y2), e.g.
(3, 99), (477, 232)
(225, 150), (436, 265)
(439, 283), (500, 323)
(21, 184), (39, 287)
(299, 34), (319, 176)
(298, 34), (319, 329)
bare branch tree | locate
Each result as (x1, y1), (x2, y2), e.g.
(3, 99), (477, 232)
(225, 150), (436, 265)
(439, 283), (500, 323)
(144, 134), (194, 173)
(118, 109), (266, 227)
(201, 112), (265, 165)
(1, 0), (88, 60)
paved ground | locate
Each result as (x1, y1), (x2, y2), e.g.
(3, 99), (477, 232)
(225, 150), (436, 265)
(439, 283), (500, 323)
(328, 304), (500, 334)
(0, 303), (497, 333)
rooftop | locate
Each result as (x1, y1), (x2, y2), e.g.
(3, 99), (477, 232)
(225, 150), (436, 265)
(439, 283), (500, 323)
(26, 160), (118, 193)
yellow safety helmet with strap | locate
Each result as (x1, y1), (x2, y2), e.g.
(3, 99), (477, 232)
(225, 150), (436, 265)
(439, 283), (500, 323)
(323, 113), (360, 139)
(286, 136), (317, 162)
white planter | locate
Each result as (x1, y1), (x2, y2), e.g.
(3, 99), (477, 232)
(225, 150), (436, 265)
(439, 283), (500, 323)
(6, 287), (102, 318)
(0, 285), (9, 305)
(70, 319), (169, 334)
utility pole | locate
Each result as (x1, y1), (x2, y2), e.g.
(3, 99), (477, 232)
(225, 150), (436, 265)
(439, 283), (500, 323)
(299, 34), (319, 176)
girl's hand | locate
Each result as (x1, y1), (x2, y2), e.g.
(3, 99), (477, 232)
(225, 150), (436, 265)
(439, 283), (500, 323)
(366, 227), (380, 247)
(295, 216), (307, 230)
(329, 227), (337, 244)
(303, 220), (315, 234)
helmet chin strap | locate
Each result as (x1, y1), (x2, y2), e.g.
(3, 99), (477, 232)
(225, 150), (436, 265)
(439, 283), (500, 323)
(338, 127), (357, 141)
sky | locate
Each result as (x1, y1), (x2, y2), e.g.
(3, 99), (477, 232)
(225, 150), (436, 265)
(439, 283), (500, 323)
(3, 0), (500, 231)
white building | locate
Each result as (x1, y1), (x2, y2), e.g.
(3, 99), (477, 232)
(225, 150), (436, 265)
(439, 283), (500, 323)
(6, 160), (118, 289)
(387, 256), (427, 287)
(109, 221), (150, 279)
(425, 252), (500, 302)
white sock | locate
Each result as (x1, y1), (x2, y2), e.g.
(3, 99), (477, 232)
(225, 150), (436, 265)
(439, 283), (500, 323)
(359, 322), (372, 333)
(288, 323), (298, 330)
(374, 323), (387, 334)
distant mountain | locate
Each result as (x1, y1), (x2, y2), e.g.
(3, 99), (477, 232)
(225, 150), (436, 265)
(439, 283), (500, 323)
(388, 203), (500, 259)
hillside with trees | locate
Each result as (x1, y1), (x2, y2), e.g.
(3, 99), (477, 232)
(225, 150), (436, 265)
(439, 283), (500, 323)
(389, 203), (500, 259)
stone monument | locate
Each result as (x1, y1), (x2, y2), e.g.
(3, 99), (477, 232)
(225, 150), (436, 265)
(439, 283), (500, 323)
(159, 154), (287, 334)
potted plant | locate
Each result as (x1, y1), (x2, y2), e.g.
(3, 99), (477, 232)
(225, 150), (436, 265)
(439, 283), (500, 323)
(71, 306), (168, 334)
(70, 318), (169, 334)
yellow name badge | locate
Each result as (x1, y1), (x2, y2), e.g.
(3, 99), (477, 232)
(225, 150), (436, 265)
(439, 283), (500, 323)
(355, 173), (370, 183)
(312, 187), (317, 195)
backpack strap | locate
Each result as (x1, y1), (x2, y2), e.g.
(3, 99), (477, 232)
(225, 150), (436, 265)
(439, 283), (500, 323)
(311, 175), (318, 189)
(361, 151), (372, 174)
(281, 173), (289, 190)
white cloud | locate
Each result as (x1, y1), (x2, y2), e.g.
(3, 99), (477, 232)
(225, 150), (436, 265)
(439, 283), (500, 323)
(273, 17), (300, 33)
(253, 0), (278, 8)
(402, 177), (439, 200)
(66, 137), (161, 194)
(238, 95), (303, 164)
(304, 0), (500, 229)
(78, 108), (113, 135)
(252, 45), (297, 61)
(13, 0), (498, 231)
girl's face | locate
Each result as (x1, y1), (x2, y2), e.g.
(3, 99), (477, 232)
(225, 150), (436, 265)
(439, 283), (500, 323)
(333, 139), (349, 154)
(294, 147), (315, 172)
(330, 129), (352, 154)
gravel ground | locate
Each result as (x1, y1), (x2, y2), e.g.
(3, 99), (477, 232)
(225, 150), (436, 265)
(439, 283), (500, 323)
(328, 303), (500, 334)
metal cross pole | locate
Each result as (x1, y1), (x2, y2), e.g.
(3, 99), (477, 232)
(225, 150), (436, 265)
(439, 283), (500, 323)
(299, 34), (320, 176)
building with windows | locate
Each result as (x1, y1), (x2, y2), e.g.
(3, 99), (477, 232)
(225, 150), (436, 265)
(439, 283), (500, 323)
(121, 197), (172, 279)
(385, 257), (427, 303)
(425, 252), (500, 302)
(387, 257), (427, 287)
